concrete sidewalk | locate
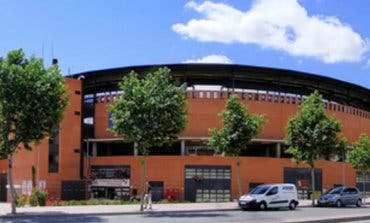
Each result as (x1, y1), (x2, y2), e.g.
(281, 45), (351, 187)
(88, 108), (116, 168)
(0, 200), (313, 217)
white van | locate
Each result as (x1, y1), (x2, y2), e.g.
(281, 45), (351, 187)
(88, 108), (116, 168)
(238, 183), (299, 210)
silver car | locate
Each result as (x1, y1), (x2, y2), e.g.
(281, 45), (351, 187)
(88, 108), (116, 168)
(317, 186), (362, 207)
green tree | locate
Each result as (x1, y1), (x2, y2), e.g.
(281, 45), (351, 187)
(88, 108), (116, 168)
(348, 134), (370, 203)
(0, 49), (68, 214)
(285, 90), (343, 206)
(209, 94), (264, 197)
(109, 67), (187, 211)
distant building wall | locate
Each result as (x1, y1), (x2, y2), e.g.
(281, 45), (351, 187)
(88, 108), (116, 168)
(94, 91), (370, 144)
(0, 78), (82, 200)
(89, 156), (357, 200)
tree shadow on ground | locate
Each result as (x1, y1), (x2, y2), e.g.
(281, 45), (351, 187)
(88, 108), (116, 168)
(0, 213), (107, 223)
(144, 211), (229, 218)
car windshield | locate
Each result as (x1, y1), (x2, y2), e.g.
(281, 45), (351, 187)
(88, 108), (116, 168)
(327, 187), (343, 194)
(250, 185), (270, 195)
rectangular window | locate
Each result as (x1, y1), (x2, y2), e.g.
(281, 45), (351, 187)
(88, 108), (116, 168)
(241, 92), (246, 100)
(108, 113), (113, 128)
(280, 96), (285, 103)
(213, 92), (218, 99)
(261, 94), (266, 101)
(206, 92), (211, 99)
(48, 134), (59, 173)
(297, 97), (301, 105)
(248, 93), (252, 101)
(100, 96), (105, 103)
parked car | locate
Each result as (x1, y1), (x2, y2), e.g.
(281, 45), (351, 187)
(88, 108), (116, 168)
(317, 186), (362, 207)
(238, 183), (299, 210)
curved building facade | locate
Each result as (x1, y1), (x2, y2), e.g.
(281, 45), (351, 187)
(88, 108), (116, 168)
(0, 64), (369, 202)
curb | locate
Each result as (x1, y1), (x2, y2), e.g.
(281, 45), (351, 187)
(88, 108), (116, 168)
(0, 203), (313, 218)
(0, 207), (241, 218)
(287, 215), (370, 223)
(0, 202), (368, 219)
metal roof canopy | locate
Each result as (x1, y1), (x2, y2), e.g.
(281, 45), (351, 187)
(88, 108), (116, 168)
(68, 64), (370, 111)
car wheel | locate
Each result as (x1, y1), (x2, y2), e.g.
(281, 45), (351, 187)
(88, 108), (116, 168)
(289, 201), (296, 210)
(259, 201), (267, 210)
(336, 200), (342, 207)
(356, 199), (362, 207)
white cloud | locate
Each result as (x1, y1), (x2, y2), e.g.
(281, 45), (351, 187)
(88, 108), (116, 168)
(183, 54), (232, 64)
(173, 0), (369, 63)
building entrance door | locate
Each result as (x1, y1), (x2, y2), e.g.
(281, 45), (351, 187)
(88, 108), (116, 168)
(184, 165), (231, 202)
(284, 167), (322, 199)
(149, 181), (163, 202)
(0, 173), (7, 202)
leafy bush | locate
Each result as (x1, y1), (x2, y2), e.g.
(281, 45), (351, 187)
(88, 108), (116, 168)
(35, 189), (48, 206)
(14, 191), (27, 207)
(29, 191), (38, 206)
(30, 189), (48, 206)
(16, 195), (27, 207)
(47, 198), (197, 206)
(50, 199), (141, 206)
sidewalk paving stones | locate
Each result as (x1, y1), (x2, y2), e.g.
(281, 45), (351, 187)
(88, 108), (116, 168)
(0, 199), (369, 223)
(0, 200), (316, 217)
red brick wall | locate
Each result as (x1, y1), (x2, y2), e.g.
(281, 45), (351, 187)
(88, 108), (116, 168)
(89, 156), (356, 200)
(1, 86), (367, 201)
(91, 91), (368, 200)
(1, 78), (82, 200)
(95, 92), (370, 145)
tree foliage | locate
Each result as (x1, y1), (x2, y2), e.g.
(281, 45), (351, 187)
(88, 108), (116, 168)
(209, 94), (264, 197)
(0, 49), (68, 214)
(109, 67), (187, 154)
(348, 134), (370, 201)
(109, 67), (187, 210)
(285, 90), (343, 206)
(348, 134), (370, 172)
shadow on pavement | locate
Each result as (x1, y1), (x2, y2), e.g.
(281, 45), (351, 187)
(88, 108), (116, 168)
(144, 212), (229, 218)
(242, 208), (304, 212)
(1, 214), (107, 223)
(314, 206), (367, 209)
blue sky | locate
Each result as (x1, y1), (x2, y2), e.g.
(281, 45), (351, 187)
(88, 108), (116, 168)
(0, 0), (369, 89)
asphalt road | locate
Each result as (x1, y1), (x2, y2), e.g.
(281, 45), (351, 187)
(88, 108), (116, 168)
(1, 206), (370, 223)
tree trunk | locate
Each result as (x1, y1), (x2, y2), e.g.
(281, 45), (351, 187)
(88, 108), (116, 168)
(236, 156), (243, 198)
(310, 167), (315, 207)
(139, 154), (147, 211)
(36, 144), (40, 188)
(8, 155), (16, 214)
(363, 171), (366, 203)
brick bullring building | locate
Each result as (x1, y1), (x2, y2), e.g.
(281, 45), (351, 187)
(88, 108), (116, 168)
(0, 64), (369, 202)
